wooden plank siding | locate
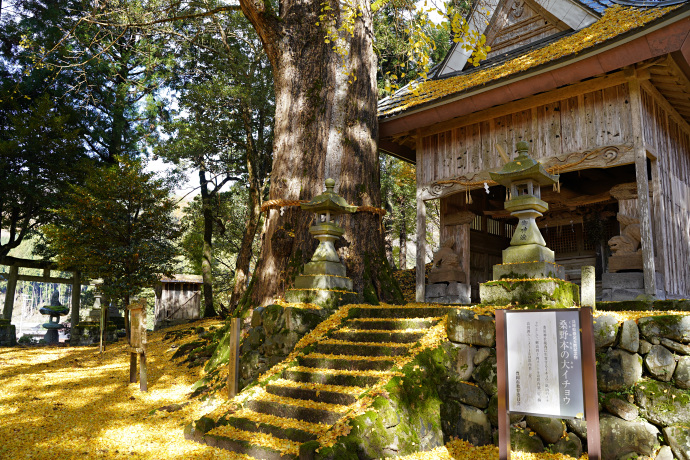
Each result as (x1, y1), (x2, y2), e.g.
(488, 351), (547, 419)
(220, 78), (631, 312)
(640, 85), (690, 298)
(417, 83), (635, 187)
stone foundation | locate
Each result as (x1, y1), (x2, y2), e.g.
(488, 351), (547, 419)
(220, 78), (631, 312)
(70, 322), (118, 346)
(601, 272), (665, 301)
(425, 282), (471, 304)
(480, 278), (579, 307)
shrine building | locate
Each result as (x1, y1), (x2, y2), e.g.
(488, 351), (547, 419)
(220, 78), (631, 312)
(377, 0), (690, 302)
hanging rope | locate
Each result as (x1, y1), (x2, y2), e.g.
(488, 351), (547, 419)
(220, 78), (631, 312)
(260, 199), (386, 216)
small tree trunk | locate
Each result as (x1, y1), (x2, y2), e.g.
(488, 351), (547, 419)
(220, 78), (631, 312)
(399, 206), (408, 270)
(229, 105), (263, 309)
(199, 169), (217, 318)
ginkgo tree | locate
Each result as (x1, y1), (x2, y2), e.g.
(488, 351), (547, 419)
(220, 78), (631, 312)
(63, 0), (490, 309)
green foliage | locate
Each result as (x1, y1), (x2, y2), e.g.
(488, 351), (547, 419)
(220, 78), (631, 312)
(380, 156), (416, 269)
(40, 156), (181, 303)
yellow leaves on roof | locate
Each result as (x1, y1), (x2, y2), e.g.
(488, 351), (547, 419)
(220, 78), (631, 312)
(381, 5), (679, 117)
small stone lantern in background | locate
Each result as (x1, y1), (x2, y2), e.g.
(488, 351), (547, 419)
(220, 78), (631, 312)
(39, 290), (69, 344)
(285, 179), (359, 308)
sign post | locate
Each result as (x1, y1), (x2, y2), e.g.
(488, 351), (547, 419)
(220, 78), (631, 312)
(126, 299), (148, 392)
(227, 317), (241, 399)
(496, 307), (600, 459)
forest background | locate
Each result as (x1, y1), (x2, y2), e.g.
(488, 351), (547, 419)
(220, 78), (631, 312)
(0, 0), (470, 323)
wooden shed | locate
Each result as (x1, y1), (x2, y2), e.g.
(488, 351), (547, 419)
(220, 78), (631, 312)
(154, 274), (202, 329)
(378, 0), (690, 301)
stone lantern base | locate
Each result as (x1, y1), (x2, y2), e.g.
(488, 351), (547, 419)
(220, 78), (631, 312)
(493, 261), (565, 280)
(480, 278), (580, 307)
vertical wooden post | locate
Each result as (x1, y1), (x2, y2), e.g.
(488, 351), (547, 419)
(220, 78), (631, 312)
(130, 350), (137, 383)
(70, 272), (81, 329)
(99, 300), (106, 354)
(495, 309), (511, 460)
(227, 317), (241, 399)
(416, 134), (426, 303)
(580, 307), (601, 460)
(628, 76), (657, 296)
(416, 190), (427, 303)
(2, 265), (18, 320)
(139, 351), (147, 392)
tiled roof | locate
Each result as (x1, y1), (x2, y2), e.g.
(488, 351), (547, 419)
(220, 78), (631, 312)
(378, 4), (684, 119)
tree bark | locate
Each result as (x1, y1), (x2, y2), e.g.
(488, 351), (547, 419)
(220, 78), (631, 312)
(239, 0), (402, 307)
(199, 169), (217, 317)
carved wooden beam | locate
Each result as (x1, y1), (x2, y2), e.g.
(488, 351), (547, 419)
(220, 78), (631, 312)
(609, 181), (653, 201)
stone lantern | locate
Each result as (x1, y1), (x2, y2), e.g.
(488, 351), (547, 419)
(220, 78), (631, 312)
(479, 142), (580, 308)
(285, 179), (359, 307)
(488, 141), (564, 280)
(39, 291), (69, 344)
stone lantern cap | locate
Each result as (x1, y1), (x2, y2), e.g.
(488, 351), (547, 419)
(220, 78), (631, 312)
(300, 178), (357, 216)
(489, 141), (559, 187)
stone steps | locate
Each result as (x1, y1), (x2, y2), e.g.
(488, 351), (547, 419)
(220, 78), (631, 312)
(227, 415), (319, 444)
(345, 318), (439, 330)
(191, 428), (298, 460)
(195, 303), (451, 459)
(247, 399), (343, 426)
(282, 367), (383, 387)
(349, 306), (453, 318)
(313, 341), (410, 357)
(328, 330), (424, 343)
(298, 354), (395, 371)
(266, 383), (356, 406)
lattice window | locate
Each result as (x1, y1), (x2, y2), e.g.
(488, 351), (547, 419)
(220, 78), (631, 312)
(505, 223), (515, 238)
(543, 227), (578, 254)
(487, 218), (502, 236)
(470, 215), (483, 231)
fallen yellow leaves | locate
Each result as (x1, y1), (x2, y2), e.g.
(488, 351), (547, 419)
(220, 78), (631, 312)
(253, 388), (351, 413)
(395, 438), (587, 460)
(229, 408), (329, 434)
(205, 425), (301, 456)
(271, 377), (365, 397)
(288, 365), (404, 378)
(0, 318), (244, 460)
(594, 310), (688, 323)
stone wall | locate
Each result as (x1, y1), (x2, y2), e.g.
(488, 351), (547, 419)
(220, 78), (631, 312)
(0, 319), (16, 346)
(70, 322), (118, 346)
(239, 305), (328, 389)
(445, 308), (690, 460)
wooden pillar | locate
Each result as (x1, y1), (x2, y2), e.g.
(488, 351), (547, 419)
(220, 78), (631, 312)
(416, 190), (427, 302)
(416, 134), (426, 302)
(70, 272), (81, 328)
(2, 265), (18, 320)
(628, 76), (657, 296)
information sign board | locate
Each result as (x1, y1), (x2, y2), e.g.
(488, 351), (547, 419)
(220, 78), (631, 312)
(505, 310), (583, 418)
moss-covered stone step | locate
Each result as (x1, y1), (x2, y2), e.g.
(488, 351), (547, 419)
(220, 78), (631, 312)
(226, 415), (318, 444)
(191, 432), (296, 460)
(298, 354), (394, 371)
(266, 383), (356, 406)
(282, 368), (381, 387)
(328, 330), (423, 343)
(313, 341), (409, 357)
(348, 306), (453, 318)
(344, 318), (438, 330)
(247, 399), (343, 425)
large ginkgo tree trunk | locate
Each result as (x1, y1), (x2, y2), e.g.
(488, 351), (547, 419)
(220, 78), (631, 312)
(238, 0), (403, 308)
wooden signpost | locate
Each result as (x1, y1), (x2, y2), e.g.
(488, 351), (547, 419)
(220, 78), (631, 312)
(126, 299), (148, 392)
(495, 307), (600, 460)
(226, 318), (241, 399)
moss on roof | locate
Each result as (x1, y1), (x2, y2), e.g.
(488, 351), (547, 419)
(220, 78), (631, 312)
(378, 5), (680, 118)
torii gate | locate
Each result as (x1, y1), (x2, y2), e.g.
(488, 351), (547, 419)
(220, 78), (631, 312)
(1, 256), (83, 329)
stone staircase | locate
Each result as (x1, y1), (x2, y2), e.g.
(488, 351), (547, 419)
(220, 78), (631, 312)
(187, 304), (453, 459)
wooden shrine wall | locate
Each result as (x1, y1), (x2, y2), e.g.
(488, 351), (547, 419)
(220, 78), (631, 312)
(640, 84), (690, 298)
(417, 82), (634, 188)
(154, 283), (201, 328)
